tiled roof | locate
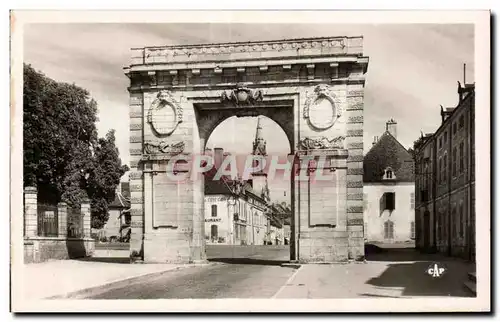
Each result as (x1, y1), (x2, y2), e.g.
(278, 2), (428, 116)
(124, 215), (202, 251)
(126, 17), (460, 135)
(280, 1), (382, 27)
(204, 178), (233, 195)
(363, 131), (415, 183)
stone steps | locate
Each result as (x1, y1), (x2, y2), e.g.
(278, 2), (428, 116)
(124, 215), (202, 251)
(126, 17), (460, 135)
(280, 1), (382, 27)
(463, 271), (476, 296)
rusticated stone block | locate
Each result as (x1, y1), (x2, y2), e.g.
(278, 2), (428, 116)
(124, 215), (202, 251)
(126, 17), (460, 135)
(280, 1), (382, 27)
(129, 172), (143, 180)
(347, 168), (363, 175)
(347, 90), (364, 97)
(347, 218), (364, 225)
(347, 206), (363, 213)
(130, 136), (142, 143)
(130, 149), (142, 156)
(347, 116), (363, 124)
(347, 193), (364, 200)
(130, 209), (143, 216)
(347, 129), (363, 137)
(129, 111), (142, 118)
(130, 183), (143, 192)
(347, 155), (363, 162)
(347, 142), (364, 149)
(347, 181), (363, 188)
(130, 123), (143, 131)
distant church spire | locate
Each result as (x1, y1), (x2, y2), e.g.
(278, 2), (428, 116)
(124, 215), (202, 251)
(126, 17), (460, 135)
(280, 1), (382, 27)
(252, 116), (267, 156)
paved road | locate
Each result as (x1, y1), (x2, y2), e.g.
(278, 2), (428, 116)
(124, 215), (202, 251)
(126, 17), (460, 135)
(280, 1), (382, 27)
(64, 245), (293, 299)
(61, 245), (473, 299)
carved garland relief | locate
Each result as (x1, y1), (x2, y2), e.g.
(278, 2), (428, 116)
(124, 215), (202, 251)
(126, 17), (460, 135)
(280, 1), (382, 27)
(299, 136), (346, 150)
(220, 85), (264, 107)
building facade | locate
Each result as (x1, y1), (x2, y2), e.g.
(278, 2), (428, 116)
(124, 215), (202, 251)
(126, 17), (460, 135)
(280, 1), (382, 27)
(204, 190), (269, 245)
(363, 120), (415, 244)
(204, 118), (278, 246)
(414, 82), (475, 261)
(93, 182), (131, 241)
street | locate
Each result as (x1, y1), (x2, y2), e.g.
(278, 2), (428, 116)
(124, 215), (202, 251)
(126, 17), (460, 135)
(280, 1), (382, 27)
(57, 245), (474, 299)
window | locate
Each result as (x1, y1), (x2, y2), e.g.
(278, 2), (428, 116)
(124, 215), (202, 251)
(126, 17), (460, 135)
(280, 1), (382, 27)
(410, 221), (415, 239)
(384, 220), (394, 239)
(444, 131), (447, 144)
(452, 147), (457, 177)
(384, 192), (395, 211)
(459, 114), (465, 128)
(210, 225), (218, 241)
(383, 167), (395, 180)
(451, 207), (457, 238)
(437, 157), (441, 183)
(459, 202), (464, 238)
(439, 137), (442, 149)
(459, 142), (464, 173)
(410, 192), (415, 209)
(211, 204), (217, 217)
(443, 154), (447, 183)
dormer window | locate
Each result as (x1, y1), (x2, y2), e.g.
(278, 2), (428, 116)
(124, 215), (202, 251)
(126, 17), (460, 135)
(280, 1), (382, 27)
(383, 167), (396, 180)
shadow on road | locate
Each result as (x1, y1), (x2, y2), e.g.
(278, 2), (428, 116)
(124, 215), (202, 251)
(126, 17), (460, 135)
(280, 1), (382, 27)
(207, 257), (288, 266)
(365, 243), (441, 262)
(365, 261), (473, 297)
(76, 257), (130, 264)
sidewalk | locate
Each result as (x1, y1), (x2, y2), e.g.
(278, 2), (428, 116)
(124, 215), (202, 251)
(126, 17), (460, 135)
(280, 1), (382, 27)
(20, 258), (198, 299)
(274, 250), (475, 299)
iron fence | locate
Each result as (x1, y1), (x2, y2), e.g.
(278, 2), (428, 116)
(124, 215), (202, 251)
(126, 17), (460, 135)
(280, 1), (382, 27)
(37, 203), (58, 237)
(67, 207), (84, 238)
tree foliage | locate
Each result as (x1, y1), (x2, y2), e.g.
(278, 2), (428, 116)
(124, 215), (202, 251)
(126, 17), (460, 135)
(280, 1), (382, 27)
(23, 64), (128, 229)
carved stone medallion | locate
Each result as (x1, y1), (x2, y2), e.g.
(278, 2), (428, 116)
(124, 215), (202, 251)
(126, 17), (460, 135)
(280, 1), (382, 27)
(147, 90), (183, 136)
(303, 85), (342, 130)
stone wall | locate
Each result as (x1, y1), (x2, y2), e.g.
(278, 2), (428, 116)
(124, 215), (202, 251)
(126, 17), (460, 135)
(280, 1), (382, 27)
(24, 238), (95, 264)
(23, 186), (95, 263)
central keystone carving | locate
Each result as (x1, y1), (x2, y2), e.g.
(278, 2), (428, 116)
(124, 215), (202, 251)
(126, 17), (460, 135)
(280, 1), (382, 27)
(220, 84), (264, 107)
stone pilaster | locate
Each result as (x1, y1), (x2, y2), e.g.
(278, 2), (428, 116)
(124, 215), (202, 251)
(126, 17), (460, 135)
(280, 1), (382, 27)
(129, 92), (144, 262)
(346, 85), (365, 260)
(24, 186), (38, 238)
(57, 202), (68, 238)
(81, 199), (91, 238)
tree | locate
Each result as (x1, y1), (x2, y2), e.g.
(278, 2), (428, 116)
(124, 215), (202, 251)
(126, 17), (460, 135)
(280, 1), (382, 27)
(87, 130), (129, 229)
(23, 64), (128, 229)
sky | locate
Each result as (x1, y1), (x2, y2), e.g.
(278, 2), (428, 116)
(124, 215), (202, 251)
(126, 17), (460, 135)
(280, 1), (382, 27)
(23, 23), (474, 203)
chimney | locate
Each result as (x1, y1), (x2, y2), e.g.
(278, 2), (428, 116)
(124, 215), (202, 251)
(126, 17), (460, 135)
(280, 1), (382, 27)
(223, 152), (231, 172)
(372, 136), (379, 146)
(214, 148), (223, 170)
(386, 119), (397, 139)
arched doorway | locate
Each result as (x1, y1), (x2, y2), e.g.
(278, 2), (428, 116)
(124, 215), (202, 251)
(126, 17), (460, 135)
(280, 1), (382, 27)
(203, 114), (292, 258)
(124, 36), (369, 263)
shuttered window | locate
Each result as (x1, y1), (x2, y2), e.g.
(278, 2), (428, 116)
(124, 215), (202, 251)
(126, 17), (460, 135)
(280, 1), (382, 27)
(384, 220), (394, 239)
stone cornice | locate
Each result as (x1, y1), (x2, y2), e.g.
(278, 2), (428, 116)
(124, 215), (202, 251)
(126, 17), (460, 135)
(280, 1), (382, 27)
(125, 56), (366, 74)
(126, 77), (367, 93)
(128, 36), (364, 67)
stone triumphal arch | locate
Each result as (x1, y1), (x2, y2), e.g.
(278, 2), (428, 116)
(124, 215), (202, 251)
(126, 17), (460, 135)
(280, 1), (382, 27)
(124, 36), (369, 263)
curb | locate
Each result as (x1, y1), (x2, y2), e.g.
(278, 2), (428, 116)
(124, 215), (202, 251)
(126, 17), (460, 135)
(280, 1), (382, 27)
(48, 263), (211, 299)
(280, 263), (302, 269)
